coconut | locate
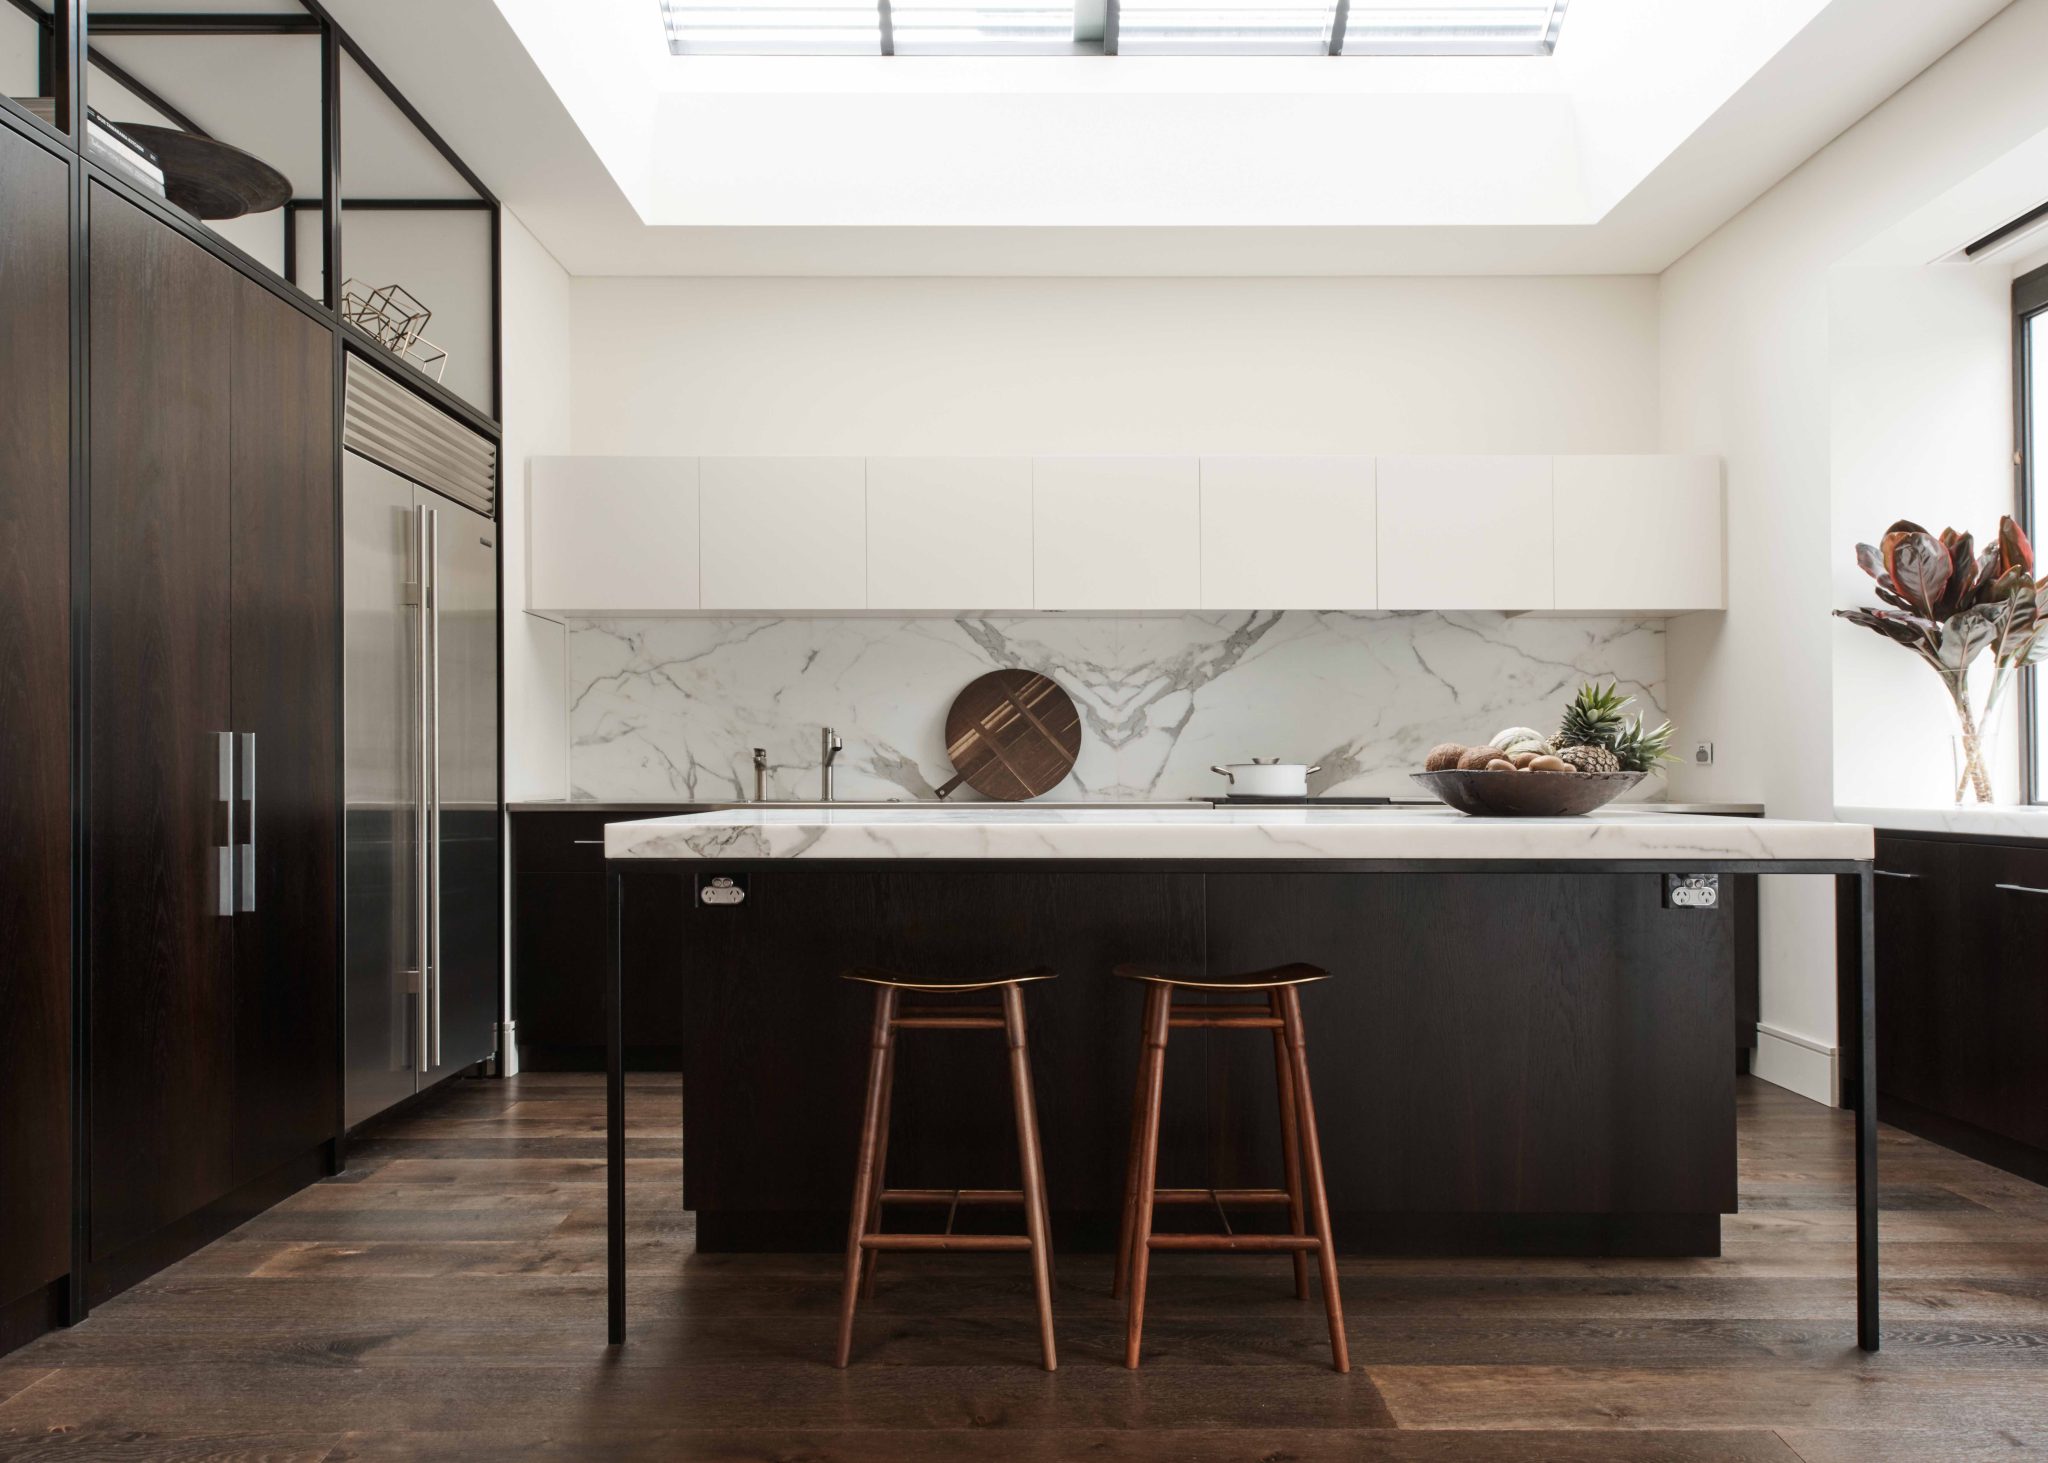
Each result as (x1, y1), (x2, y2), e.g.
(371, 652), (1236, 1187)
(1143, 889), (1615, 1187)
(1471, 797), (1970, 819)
(1423, 742), (1466, 772)
(1456, 746), (1501, 771)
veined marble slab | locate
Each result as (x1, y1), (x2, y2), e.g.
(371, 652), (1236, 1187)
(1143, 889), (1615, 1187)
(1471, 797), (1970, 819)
(605, 805), (1873, 863)
(567, 610), (1666, 804)
(1836, 805), (2048, 841)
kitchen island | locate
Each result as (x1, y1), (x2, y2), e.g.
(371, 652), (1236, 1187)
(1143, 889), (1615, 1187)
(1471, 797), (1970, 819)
(600, 805), (1878, 1350)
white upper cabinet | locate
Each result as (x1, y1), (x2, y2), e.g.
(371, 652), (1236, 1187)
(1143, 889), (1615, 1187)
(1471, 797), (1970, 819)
(866, 458), (1034, 612)
(1553, 455), (1724, 613)
(1200, 456), (1375, 610)
(528, 456), (700, 615)
(700, 457), (868, 611)
(1376, 455), (1554, 611)
(1033, 457), (1200, 611)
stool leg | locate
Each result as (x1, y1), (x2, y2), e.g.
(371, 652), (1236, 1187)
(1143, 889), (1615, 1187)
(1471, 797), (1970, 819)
(1279, 985), (1349, 1374)
(1002, 985), (1057, 1372)
(836, 985), (898, 1368)
(1123, 987), (1173, 1369)
(859, 1029), (899, 1300)
(1113, 984), (1164, 1301)
(1269, 988), (1310, 1301)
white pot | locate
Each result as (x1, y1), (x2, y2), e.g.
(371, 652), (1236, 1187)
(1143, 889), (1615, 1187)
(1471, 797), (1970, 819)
(1209, 759), (1321, 798)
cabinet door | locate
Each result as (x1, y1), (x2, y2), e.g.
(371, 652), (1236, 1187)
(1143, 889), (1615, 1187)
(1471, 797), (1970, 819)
(1033, 457), (1200, 611)
(1872, 837), (1966, 1120)
(1200, 456), (1375, 610)
(0, 121), (73, 1313)
(700, 458), (865, 611)
(1377, 455), (1553, 611)
(88, 186), (236, 1259)
(229, 280), (338, 1185)
(530, 457), (699, 614)
(1961, 844), (2048, 1151)
(1553, 456), (1722, 612)
(866, 457), (1033, 612)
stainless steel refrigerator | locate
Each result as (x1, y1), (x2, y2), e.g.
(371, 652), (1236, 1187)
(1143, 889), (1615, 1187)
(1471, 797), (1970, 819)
(342, 360), (501, 1129)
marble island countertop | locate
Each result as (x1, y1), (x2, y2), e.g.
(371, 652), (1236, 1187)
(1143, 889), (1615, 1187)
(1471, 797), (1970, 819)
(604, 804), (1871, 862)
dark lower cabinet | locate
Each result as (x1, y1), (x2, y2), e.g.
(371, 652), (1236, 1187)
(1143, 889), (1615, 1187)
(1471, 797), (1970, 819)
(87, 184), (339, 1297)
(0, 118), (74, 1348)
(1876, 832), (2048, 1183)
(512, 811), (691, 1069)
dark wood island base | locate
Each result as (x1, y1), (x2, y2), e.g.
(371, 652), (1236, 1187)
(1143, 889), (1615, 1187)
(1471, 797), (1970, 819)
(597, 808), (1877, 1354)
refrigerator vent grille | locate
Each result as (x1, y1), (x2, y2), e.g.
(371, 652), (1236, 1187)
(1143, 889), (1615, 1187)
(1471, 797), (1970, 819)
(343, 355), (497, 516)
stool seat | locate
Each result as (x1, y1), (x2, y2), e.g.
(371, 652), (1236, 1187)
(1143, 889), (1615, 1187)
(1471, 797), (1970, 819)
(1113, 961), (1329, 990)
(843, 964), (1058, 993)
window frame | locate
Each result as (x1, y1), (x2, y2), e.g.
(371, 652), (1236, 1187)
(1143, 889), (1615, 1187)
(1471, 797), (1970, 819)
(2015, 261), (2048, 802)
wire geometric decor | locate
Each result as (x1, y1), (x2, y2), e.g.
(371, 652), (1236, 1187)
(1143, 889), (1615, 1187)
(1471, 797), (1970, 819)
(340, 278), (449, 381)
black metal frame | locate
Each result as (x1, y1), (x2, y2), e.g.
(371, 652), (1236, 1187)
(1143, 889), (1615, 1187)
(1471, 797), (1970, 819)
(1, 0), (509, 1332)
(2015, 262), (2048, 804)
(601, 854), (1883, 1354)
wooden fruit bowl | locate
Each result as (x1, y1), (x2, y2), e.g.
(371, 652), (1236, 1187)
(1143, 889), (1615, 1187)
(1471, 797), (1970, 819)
(1409, 769), (1644, 817)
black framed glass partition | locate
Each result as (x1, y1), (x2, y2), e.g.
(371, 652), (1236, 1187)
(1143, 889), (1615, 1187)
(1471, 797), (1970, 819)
(2018, 261), (2048, 800)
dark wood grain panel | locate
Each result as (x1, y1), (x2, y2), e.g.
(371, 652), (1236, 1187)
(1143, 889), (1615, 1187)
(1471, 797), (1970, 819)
(1958, 843), (2048, 1153)
(1204, 872), (1737, 1218)
(87, 184), (236, 1261)
(229, 278), (339, 1185)
(0, 120), (74, 1316)
(1873, 837), (1967, 1121)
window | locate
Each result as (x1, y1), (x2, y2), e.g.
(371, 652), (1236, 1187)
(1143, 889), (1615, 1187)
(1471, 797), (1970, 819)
(2019, 262), (2048, 800)
(658, 0), (1569, 56)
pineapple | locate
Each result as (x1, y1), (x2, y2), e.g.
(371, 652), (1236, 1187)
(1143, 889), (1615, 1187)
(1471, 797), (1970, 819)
(1556, 743), (1621, 774)
(1611, 714), (1675, 774)
(1555, 681), (1630, 751)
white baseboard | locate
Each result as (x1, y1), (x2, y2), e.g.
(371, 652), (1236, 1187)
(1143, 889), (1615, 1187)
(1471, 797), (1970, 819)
(1751, 1024), (1837, 1106)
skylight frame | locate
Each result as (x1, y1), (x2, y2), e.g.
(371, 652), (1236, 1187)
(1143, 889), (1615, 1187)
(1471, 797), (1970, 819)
(658, 0), (1568, 57)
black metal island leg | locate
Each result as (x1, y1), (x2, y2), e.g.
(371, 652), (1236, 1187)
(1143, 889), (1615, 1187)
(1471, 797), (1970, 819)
(607, 868), (626, 1345)
(1849, 864), (1879, 1352)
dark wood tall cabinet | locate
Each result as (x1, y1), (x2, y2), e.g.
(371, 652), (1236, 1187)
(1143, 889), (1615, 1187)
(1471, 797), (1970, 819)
(229, 285), (339, 1187)
(87, 185), (338, 1289)
(0, 121), (76, 1345)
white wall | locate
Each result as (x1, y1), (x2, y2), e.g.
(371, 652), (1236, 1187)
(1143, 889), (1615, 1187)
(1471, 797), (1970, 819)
(1829, 264), (2019, 809)
(1660, 0), (2048, 1101)
(500, 208), (573, 801)
(569, 276), (1661, 456)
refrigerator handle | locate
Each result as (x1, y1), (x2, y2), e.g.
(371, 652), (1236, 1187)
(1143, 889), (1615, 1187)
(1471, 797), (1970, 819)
(427, 506), (444, 1069)
(239, 732), (257, 913)
(415, 503), (432, 1076)
(215, 731), (235, 918)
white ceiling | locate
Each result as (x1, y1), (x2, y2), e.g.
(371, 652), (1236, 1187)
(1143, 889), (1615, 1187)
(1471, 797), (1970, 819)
(321, 0), (2014, 276)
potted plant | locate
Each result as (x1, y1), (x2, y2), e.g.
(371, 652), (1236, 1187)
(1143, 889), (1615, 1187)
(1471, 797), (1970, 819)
(1836, 516), (2048, 803)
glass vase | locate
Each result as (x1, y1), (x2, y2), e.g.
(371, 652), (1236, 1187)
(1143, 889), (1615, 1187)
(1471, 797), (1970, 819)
(1949, 667), (2015, 805)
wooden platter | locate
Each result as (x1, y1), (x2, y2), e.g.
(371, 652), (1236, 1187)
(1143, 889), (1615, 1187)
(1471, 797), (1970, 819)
(936, 670), (1082, 801)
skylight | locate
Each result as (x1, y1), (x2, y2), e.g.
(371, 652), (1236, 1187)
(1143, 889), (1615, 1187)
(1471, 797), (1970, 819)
(658, 0), (1568, 56)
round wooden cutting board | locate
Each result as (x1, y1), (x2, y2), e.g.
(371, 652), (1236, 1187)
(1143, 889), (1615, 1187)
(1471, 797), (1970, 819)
(935, 670), (1083, 801)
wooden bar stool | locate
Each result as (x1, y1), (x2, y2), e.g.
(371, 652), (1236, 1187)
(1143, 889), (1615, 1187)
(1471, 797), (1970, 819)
(1112, 962), (1348, 1373)
(835, 965), (1058, 1371)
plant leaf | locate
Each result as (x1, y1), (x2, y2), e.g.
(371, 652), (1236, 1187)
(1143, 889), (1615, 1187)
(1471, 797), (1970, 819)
(2000, 515), (2035, 578)
(1881, 529), (1951, 617)
(1935, 607), (1997, 672)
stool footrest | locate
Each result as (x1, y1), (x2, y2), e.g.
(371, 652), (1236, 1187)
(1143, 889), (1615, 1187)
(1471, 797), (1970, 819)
(1151, 1187), (1294, 1206)
(1146, 1233), (1323, 1252)
(859, 1234), (1033, 1252)
(1169, 1015), (1284, 1029)
(879, 1188), (1026, 1205)
(891, 1014), (1006, 1029)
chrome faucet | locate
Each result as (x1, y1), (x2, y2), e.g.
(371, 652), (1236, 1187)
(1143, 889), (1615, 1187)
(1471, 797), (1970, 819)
(821, 727), (843, 802)
(752, 747), (769, 803)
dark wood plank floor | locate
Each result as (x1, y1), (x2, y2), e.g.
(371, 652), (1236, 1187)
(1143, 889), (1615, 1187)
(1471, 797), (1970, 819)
(3, 1076), (2045, 1461)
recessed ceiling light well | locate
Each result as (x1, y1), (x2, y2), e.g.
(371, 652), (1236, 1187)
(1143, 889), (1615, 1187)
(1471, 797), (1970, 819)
(657, 0), (1567, 57)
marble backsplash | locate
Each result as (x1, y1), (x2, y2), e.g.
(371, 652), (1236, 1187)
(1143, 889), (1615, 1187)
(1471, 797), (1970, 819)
(564, 611), (1667, 804)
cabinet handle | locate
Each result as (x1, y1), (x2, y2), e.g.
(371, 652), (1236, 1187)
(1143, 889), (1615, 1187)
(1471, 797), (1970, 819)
(1875, 869), (1919, 880)
(239, 732), (257, 913)
(415, 503), (432, 1076)
(216, 731), (235, 917)
(1994, 882), (2048, 897)
(572, 839), (605, 845)
(426, 506), (443, 1071)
